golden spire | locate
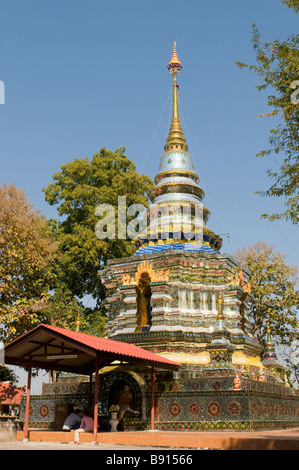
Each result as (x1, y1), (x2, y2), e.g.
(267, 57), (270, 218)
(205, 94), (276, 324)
(165, 42), (188, 152)
(266, 322), (271, 343)
(167, 41), (182, 71)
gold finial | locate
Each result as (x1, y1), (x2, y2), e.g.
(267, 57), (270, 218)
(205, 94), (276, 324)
(165, 42), (188, 152)
(167, 41), (182, 73)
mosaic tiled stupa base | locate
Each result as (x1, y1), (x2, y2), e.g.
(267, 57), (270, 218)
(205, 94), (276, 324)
(98, 43), (299, 430)
(20, 43), (299, 431)
(20, 365), (299, 431)
(98, 253), (299, 431)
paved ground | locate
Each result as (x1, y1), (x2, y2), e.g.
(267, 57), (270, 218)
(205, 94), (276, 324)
(1, 428), (299, 451)
(0, 440), (182, 450)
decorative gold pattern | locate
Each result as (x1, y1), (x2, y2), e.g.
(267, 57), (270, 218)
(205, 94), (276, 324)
(167, 41), (182, 71)
(230, 267), (251, 293)
(122, 261), (170, 286)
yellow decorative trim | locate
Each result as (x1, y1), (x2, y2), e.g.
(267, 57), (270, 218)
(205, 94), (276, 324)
(154, 170), (199, 184)
(158, 351), (210, 365)
(232, 351), (264, 368)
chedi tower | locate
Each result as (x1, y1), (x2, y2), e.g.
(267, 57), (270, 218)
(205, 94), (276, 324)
(136, 42), (222, 253)
(99, 44), (298, 431)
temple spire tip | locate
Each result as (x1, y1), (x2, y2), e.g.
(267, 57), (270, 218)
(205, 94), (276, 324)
(164, 42), (187, 152)
(167, 41), (182, 73)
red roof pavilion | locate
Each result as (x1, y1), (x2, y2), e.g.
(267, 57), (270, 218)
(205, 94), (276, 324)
(2, 323), (180, 442)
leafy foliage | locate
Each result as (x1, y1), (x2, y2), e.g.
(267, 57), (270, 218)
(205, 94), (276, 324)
(0, 365), (18, 383)
(0, 185), (58, 341)
(282, 340), (299, 387)
(43, 147), (153, 335)
(234, 242), (299, 346)
(41, 287), (84, 330)
(41, 288), (107, 337)
(236, 13), (299, 224)
(282, 0), (299, 13)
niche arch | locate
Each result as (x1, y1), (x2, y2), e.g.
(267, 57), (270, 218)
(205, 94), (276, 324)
(101, 371), (143, 417)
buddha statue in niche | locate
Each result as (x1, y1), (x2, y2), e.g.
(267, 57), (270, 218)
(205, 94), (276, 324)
(135, 272), (152, 332)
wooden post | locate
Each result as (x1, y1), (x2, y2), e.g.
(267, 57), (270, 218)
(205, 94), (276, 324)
(88, 371), (93, 413)
(150, 367), (156, 431)
(23, 363), (32, 442)
(92, 355), (99, 445)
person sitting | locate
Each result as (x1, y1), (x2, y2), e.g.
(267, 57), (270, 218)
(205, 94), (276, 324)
(74, 411), (94, 443)
(62, 408), (82, 431)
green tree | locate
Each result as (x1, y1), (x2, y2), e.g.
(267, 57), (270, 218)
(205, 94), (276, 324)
(282, 0), (299, 13)
(43, 147), (153, 331)
(81, 306), (108, 337)
(0, 365), (18, 383)
(236, 4), (299, 224)
(41, 287), (84, 331)
(41, 288), (107, 337)
(234, 242), (299, 347)
(0, 184), (58, 341)
(282, 339), (299, 387)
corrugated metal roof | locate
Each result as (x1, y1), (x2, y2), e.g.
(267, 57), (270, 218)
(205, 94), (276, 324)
(42, 324), (179, 366)
(3, 324), (180, 373)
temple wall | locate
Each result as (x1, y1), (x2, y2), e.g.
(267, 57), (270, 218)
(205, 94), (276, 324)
(19, 368), (299, 432)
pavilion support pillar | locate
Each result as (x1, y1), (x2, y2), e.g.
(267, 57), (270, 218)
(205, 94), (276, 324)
(88, 370), (93, 413)
(23, 363), (32, 442)
(92, 355), (99, 445)
(150, 366), (156, 431)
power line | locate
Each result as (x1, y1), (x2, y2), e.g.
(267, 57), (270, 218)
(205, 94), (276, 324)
(178, 93), (230, 238)
(178, 93), (299, 256)
(141, 85), (172, 174)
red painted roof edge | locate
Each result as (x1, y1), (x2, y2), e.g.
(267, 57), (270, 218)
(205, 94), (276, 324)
(42, 324), (180, 367)
(5, 323), (181, 369)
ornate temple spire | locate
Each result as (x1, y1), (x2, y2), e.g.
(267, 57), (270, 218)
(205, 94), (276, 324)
(263, 322), (278, 362)
(208, 291), (232, 350)
(165, 42), (188, 152)
(133, 43), (223, 254)
(167, 41), (182, 71)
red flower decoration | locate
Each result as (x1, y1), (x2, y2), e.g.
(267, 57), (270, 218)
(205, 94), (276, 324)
(228, 401), (241, 416)
(207, 401), (220, 417)
(169, 402), (181, 416)
(189, 403), (200, 416)
(40, 405), (49, 417)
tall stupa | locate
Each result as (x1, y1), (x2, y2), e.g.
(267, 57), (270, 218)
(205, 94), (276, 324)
(98, 44), (298, 431)
(135, 42), (222, 254)
(18, 44), (299, 433)
(102, 42), (258, 363)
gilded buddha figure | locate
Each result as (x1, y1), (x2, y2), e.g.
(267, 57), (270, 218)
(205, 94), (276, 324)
(135, 272), (151, 331)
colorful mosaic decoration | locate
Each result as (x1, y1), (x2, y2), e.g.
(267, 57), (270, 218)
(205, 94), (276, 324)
(19, 43), (299, 432)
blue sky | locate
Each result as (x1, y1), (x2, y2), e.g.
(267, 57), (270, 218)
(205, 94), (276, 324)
(1, 1), (298, 390)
